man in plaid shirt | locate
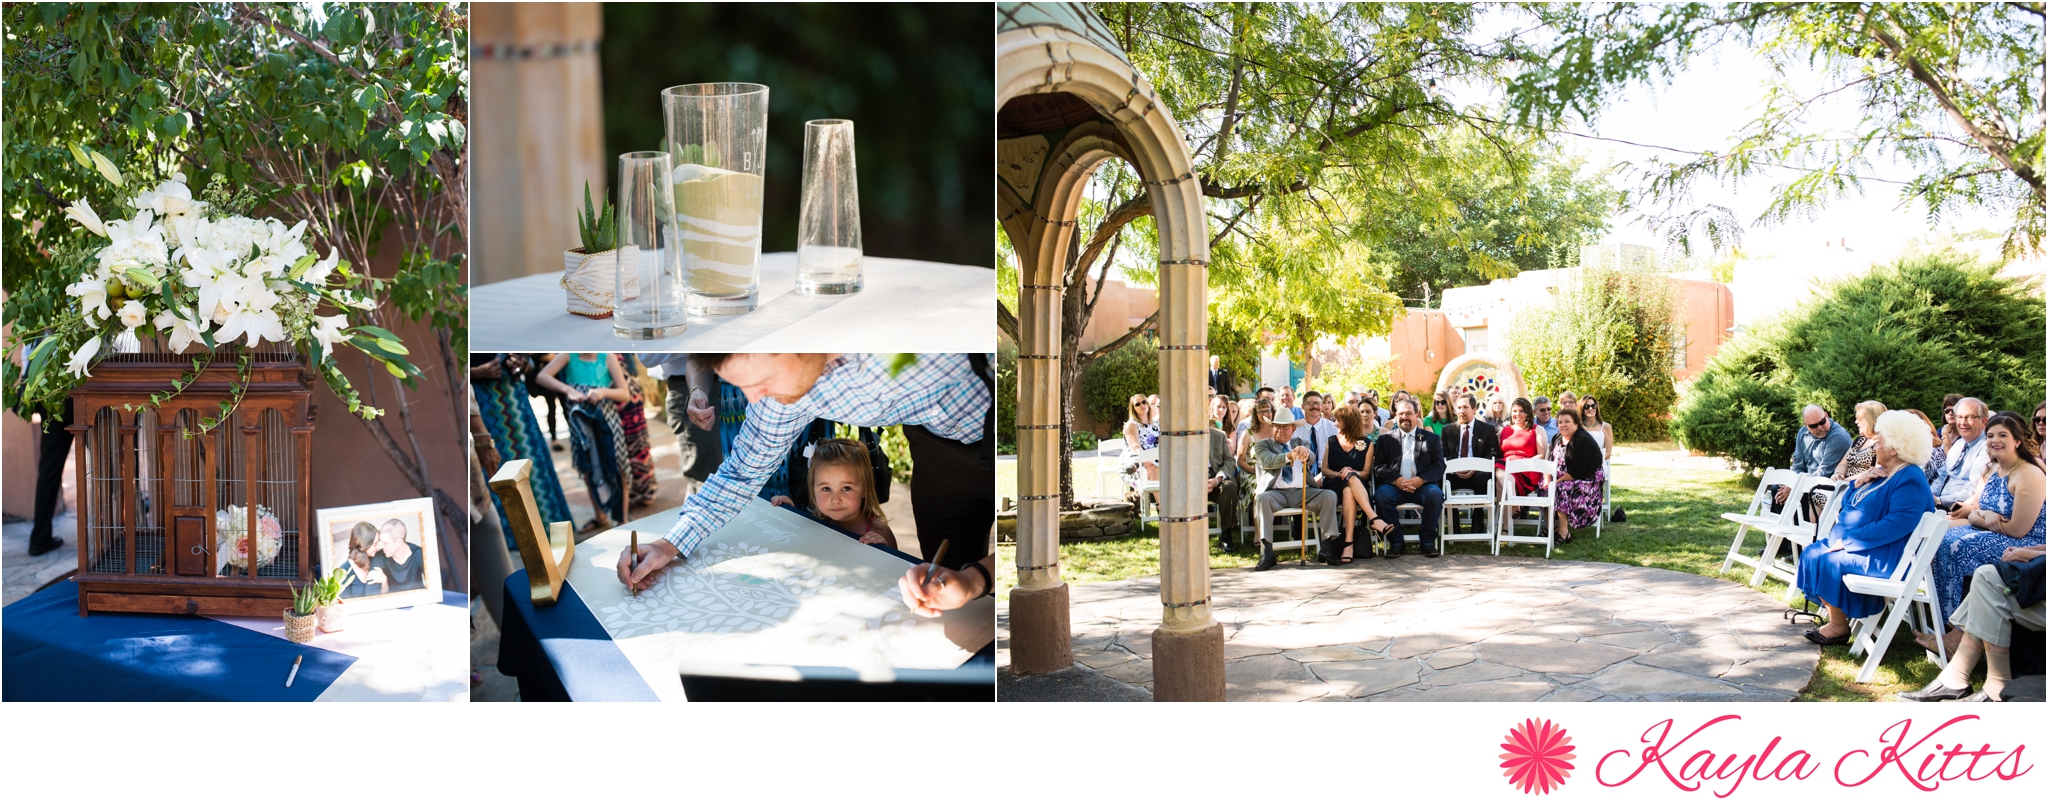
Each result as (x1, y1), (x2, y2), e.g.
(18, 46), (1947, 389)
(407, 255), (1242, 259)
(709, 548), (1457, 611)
(618, 353), (996, 616)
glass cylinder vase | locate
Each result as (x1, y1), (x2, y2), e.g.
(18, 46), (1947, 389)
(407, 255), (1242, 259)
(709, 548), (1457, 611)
(662, 82), (769, 315)
(613, 151), (688, 340)
(796, 119), (863, 295)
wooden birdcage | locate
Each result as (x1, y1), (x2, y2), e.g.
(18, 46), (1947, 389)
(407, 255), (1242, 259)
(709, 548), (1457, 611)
(68, 350), (317, 617)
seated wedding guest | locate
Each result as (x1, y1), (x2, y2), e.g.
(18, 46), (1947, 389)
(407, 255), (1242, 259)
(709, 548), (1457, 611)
(1207, 401), (1244, 552)
(1320, 404), (1388, 564)
(1815, 400), (1887, 514)
(1257, 386), (1276, 402)
(1299, 392), (1337, 470)
(1778, 404), (1853, 515)
(1901, 545), (2045, 702)
(1550, 408), (1605, 543)
(1238, 398), (1276, 476)
(1423, 391), (1453, 435)
(1501, 397), (1550, 497)
(1797, 410), (1937, 646)
(1442, 393), (1500, 534)
(1251, 410), (1335, 571)
(1532, 395), (1559, 444)
(1483, 392), (1509, 429)
(1118, 394), (1160, 494)
(1933, 397), (1991, 508)
(1372, 399), (1447, 558)
(1365, 389), (1391, 423)
(1556, 391), (1579, 421)
(1579, 395), (1614, 460)
(2034, 402), (2047, 469)
(1278, 386), (1303, 420)
(1927, 412), (2045, 650)
(1904, 409), (1945, 483)
(1940, 392), (1965, 453)
(1221, 397), (1244, 459)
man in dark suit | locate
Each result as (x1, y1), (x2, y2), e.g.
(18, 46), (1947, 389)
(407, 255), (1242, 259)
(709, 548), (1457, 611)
(1372, 399), (1447, 558)
(1440, 392), (1499, 534)
(1208, 356), (1235, 399)
(1207, 395), (1243, 552)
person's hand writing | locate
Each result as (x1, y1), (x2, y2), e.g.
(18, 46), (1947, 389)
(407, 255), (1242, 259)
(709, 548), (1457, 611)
(615, 540), (681, 592)
(900, 563), (978, 617)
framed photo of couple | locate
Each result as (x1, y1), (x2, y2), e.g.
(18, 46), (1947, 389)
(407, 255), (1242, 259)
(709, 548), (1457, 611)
(314, 498), (444, 614)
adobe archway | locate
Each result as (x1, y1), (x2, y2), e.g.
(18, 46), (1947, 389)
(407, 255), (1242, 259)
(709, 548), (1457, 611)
(998, 3), (1220, 700)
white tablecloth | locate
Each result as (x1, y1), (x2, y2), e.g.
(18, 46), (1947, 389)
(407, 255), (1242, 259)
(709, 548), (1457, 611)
(470, 252), (994, 352)
(213, 594), (470, 702)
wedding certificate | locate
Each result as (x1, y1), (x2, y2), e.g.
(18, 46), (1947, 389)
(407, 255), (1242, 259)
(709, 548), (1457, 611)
(567, 499), (995, 701)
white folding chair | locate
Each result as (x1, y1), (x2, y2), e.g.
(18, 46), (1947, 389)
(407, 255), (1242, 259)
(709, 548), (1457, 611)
(1720, 467), (1799, 579)
(1093, 438), (1128, 500)
(1134, 447), (1161, 526)
(1752, 475), (1838, 589)
(1497, 458), (1557, 557)
(1841, 513), (1951, 683)
(1440, 458), (1496, 553)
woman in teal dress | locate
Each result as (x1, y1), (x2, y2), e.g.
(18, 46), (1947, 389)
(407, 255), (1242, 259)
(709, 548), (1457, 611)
(538, 353), (633, 532)
(1796, 410), (1938, 646)
(1925, 413), (2045, 651)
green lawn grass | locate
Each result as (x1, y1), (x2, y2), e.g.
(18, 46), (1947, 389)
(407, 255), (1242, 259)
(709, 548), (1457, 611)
(997, 441), (1954, 701)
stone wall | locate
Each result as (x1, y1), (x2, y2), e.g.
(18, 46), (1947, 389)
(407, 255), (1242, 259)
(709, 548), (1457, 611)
(996, 500), (1137, 543)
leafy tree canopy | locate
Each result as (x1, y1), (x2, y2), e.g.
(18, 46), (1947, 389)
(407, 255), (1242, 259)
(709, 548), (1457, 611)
(1503, 2), (2045, 256)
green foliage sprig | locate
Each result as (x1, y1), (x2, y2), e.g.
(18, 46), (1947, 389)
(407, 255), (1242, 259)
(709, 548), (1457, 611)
(1508, 263), (1680, 441)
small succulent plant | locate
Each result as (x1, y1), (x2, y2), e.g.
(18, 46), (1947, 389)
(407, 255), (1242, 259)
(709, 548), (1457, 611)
(577, 181), (617, 254)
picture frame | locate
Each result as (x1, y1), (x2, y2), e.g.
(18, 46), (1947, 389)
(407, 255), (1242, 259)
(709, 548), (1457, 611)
(313, 498), (442, 614)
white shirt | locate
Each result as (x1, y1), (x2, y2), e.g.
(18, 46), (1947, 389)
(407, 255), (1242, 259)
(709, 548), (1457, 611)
(1937, 433), (1990, 504)
(1302, 417), (1339, 469)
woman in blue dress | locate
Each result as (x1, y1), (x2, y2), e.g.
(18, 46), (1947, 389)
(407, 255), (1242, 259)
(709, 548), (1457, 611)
(1797, 410), (1938, 646)
(1923, 412), (2045, 653)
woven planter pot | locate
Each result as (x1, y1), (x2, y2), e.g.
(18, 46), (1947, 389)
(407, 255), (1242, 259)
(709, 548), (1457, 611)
(562, 248), (631, 318)
(284, 610), (317, 644)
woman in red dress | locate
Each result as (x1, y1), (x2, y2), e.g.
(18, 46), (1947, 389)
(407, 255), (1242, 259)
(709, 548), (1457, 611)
(1499, 397), (1551, 495)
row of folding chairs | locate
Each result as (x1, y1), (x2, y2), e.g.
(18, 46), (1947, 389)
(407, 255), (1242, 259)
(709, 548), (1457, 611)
(1238, 456), (1612, 561)
(1719, 468), (1949, 682)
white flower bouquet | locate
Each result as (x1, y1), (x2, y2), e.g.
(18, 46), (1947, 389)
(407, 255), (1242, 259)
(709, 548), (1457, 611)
(12, 144), (416, 424)
(216, 503), (285, 572)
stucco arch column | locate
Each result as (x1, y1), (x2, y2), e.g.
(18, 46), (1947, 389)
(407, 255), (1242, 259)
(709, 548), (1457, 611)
(1000, 8), (1221, 700)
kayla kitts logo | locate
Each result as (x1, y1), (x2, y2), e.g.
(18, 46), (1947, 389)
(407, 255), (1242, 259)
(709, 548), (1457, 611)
(1500, 718), (1577, 795)
(1496, 714), (2031, 797)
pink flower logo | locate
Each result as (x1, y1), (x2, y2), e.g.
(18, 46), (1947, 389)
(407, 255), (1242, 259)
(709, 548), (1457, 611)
(1500, 718), (1576, 795)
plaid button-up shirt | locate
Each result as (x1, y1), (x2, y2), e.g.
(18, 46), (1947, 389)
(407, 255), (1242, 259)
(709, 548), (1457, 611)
(660, 353), (989, 556)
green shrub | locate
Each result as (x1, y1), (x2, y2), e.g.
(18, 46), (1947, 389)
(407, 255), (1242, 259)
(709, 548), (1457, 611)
(1070, 431), (1098, 451)
(1307, 353), (1393, 404)
(996, 341), (1018, 454)
(1509, 266), (1679, 441)
(1670, 322), (1799, 473)
(1671, 251), (2045, 473)
(1080, 335), (1159, 432)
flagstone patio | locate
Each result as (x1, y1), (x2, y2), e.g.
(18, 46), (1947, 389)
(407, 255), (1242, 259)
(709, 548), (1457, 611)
(997, 555), (1821, 702)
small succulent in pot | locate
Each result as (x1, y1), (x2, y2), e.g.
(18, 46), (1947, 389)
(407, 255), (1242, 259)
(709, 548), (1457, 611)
(563, 181), (624, 318)
(284, 581), (320, 643)
(313, 565), (353, 633)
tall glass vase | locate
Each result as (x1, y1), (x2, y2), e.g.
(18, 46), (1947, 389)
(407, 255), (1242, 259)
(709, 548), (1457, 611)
(796, 119), (862, 295)
(613, 151), (688, 340)
(662, 82), (769, 315)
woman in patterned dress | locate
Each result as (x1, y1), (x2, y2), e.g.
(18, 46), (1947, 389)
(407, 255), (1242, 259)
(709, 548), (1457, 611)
(1817, 400), (1887, 514)
(1923, 412), (2045, 653)
(1904, 409), (1945, 483)
(1118, 394), (1160, 493)
(1549, 408), (1605, 542)
(537, 353), (634, 533)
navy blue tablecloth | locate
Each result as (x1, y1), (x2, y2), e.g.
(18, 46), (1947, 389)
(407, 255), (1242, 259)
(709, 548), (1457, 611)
(497, 539), (994, 702)
(2, 581), (357, 701)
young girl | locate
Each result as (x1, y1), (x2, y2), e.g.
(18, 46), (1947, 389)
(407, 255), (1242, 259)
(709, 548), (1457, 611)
(806, 438), (897, 549)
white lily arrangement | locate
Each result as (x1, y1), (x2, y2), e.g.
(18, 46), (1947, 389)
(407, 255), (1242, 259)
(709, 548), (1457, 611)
(15, 144), (417, 426)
